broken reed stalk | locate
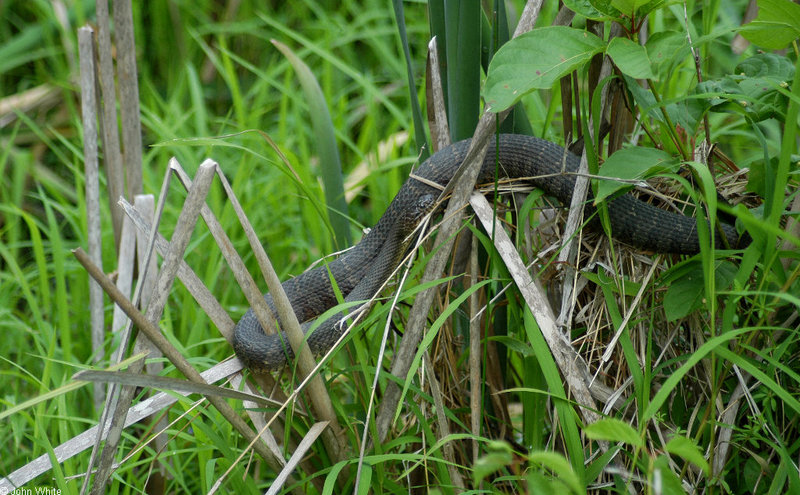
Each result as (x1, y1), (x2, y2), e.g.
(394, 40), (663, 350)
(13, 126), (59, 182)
(77, 26), (105, 413)
(93, 1), (125, 247)
(111, 0), (143, 200)
(72, 247), (289, 477)
(88, 161), (217, 493)
(168, 161), (347, 464)
(0, 359), (246, 491)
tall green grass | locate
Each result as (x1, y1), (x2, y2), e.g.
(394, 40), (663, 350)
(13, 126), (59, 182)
(1, 0), (798, 494)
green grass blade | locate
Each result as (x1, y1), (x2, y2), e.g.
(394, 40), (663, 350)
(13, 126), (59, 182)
(391, 0), (429, 159)
(523, 310), (586, 482)
(273, 39), (352, 249)
(443, 1), (481, 140)
(642, 327), (753, 423)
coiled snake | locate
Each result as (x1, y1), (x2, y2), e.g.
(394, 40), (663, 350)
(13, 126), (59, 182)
(233, 134), (745, 371)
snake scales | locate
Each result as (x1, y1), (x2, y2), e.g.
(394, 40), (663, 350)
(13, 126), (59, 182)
(233, 134), (745, 371)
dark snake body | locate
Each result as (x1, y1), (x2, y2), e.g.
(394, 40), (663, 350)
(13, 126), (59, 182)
(233, 134), (744, 371)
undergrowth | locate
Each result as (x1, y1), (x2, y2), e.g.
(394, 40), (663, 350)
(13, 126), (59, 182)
(1, 0), (798, 494)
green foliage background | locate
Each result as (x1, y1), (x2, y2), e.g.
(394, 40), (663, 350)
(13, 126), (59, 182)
(1, 0), (799, 494)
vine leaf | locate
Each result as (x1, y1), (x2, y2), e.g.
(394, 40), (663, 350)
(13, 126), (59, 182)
(484, 26), (604, 112)
(584, 417), (643, 447)
(664, 261), (737, 321)
(595, 147), (678, 203)
(665, 436), (711, 477)
(606, 37), (655, 80)
(740, 0), (800, 50)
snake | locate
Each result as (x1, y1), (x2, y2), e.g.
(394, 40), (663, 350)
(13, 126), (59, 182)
(233, 134), (746, 371)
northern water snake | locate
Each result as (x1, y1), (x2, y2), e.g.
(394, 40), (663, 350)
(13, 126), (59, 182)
(233, 134), (745, 371)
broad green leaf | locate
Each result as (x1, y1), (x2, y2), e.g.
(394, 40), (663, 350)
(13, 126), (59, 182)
(611, 0), (653, 15)
(697, 76), (746, 105)
(664, 260), (737, 321)
(593, 0), (671, 19)
(644, 31), (687, 75)
(563, 0), (612, 20)
(737, 77), (789, 119)
(624, 74), (702, 134)
(484, 26), (605, 112)
(595, 147), (679, 202)
(729, 54), (795, 120)
(736, 52), (795, 81)
(739, 0), (800, 50)
(584, 418), (643, 447)
(607, 37), (655, 80)
(697, 53), (793, 122)
(665, 436), (710, 476)
(528, 451), (584, 495)
(663, 266), (704, 321)
(588, 0), (623, 18)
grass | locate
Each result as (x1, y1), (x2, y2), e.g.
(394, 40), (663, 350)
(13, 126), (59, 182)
(1, 0), (799, 494)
